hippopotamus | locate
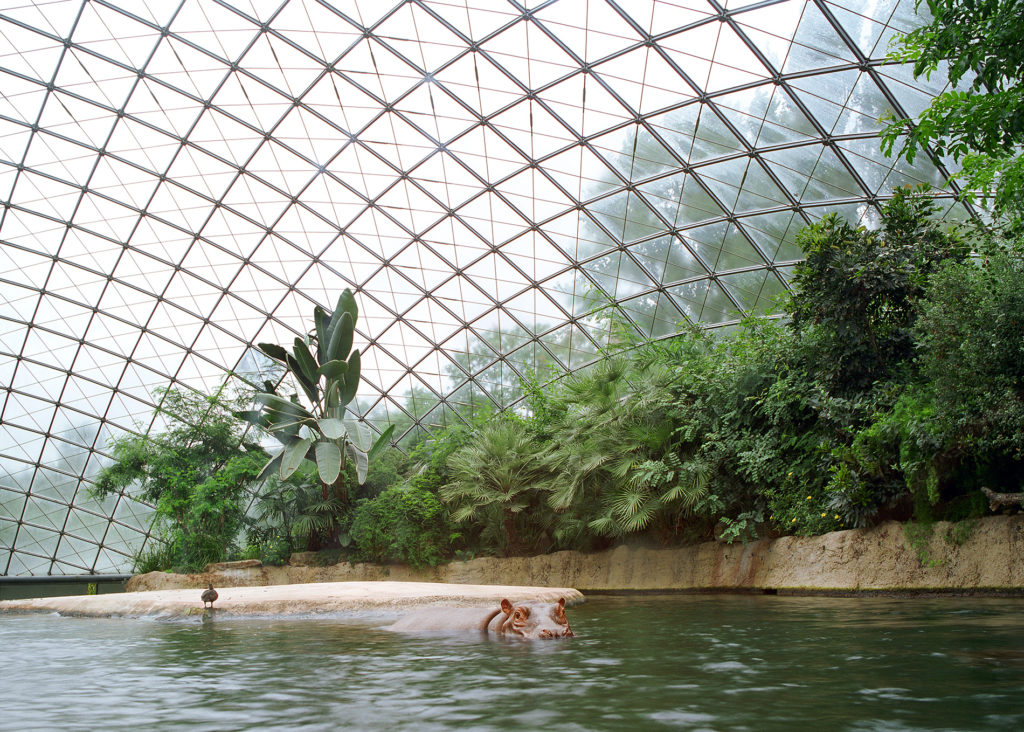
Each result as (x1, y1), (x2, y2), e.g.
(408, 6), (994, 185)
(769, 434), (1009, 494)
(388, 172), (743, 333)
(388, 598), (575, 639)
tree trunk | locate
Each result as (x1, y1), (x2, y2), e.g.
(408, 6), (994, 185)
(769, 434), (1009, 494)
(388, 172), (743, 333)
(502, 509), (521, 556)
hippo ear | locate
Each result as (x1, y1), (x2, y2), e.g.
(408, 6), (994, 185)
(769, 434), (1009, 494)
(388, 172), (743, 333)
(500, 598), (513, 614)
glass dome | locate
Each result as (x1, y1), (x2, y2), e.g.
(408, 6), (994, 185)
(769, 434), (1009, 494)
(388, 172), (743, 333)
(0, 0), (972, 574)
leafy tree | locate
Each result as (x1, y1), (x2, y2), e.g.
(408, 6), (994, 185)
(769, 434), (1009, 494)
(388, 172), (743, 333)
(787, 188), (966, 395)
(91, 385), (265, 572)
(915, 239), (1024, 482)
(882, 0), (1024, 220)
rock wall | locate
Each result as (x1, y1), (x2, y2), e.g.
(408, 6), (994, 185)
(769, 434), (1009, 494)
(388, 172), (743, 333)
(126, 515), (1024, 594)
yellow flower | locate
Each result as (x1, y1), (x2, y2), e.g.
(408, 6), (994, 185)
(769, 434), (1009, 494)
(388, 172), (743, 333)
(791, 517), (797, 523)
(806, 495), (813, 500)
(787, 472), (793, 477)
(834, 515), (840, 520)
(821, 512), (827, 517)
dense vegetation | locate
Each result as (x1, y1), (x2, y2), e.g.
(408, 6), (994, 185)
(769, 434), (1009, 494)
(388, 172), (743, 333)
(882, 0), (1024, 223)
(90, 386), (268, 572)
(96, 0), (1024, 572)
(98, 189), (1023, 572)
(424, 191), (1021, 556)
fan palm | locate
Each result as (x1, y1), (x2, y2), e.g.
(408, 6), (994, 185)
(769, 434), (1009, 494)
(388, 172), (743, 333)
(546, 356), (710, 539)
(440, 421), (557, 555)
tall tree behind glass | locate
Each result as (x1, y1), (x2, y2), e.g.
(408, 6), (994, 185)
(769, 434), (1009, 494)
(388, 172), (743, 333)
(787, 188), (967, 397)
(238, 289), (394, 548)
(882, 0), (1024, 225)
(91, 386), (267, 572)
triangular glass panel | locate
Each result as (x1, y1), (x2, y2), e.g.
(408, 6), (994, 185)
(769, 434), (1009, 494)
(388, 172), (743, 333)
(541, 208), (613, 261)
(739, 210), (807, 262)
(543, 143), (620, 202)
(434, 51), (524, 118)
(591, 125), (681, 183)
(481, 18), (580, 91)
(782, 1), (859, 74)
(589, 190), (667, 244)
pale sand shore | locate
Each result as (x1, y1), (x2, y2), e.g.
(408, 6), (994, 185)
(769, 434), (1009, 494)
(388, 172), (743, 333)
(0, 580), (584, 619)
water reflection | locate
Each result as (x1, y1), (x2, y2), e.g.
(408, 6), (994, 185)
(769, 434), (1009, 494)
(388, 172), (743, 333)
(2, 596), (1023, 730)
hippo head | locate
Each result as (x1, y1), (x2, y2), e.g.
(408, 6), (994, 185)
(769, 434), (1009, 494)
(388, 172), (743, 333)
(495, 597), (575, 638)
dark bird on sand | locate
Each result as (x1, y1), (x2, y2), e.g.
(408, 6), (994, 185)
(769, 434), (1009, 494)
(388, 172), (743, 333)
(201, 583), (218, 609)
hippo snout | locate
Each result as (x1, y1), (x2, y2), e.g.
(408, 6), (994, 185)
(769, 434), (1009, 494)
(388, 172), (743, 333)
(537, 627), (575, 639)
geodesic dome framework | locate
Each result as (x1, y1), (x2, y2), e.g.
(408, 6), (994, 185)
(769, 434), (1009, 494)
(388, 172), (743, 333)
(0, 0), (972, 575)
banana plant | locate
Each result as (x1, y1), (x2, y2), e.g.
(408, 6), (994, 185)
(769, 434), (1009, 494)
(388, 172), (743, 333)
(237, 289), (394, 490)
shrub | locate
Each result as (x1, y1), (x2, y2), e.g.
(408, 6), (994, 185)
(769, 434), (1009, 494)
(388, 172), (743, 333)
(350, 485), (452, 568)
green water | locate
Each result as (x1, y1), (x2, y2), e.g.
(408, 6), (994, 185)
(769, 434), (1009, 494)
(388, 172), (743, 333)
(2, 595), (1022, 730)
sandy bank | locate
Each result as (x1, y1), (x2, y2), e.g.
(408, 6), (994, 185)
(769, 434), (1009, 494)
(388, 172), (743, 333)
(0, 581), (584, 619)
(128, 515), (1024, 595)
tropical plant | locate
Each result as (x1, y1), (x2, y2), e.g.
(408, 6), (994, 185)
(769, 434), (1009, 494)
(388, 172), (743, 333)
(238, 288), (395, 500)
(246, 463), (352, 556)
(441, 420), (558, 555)
(91, 385), (266, 572)
(786, 188), (966, 395)
(540, 354), (711, 543)
(350, 484), (452, 568)
(882, 0), (1024, 221)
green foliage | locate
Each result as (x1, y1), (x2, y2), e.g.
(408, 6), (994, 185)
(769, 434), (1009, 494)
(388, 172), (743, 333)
(260, 534), (293, 566)
(917, 244), (1024, 454)
(350, 485), (452, 568)
(787, 189), (966, 394)
(91, 385), (265, 573)
(882, 0), (1024, 220)
(440, 419), (558, 555)
(303, 193), (1022, 560)
(239, 289), (397, 549)
(903, 520), (944, 568)
(406, 407), (494, 495)
(239, 288), (395, 491)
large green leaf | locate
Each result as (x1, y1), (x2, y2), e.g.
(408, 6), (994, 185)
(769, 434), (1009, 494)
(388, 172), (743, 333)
(330, 289), (358, 333)
(367, 423), (396, 463)
(342, 411), (370, 451)
(233, 409), (267, 428)
(286, 354), (319, 405)
(326, 311), (354, 363)
(317, 417), (347, 440)
(339, 349), (361, 406)
(317, 359), (348, 381)
(257, 342), (289, 363)
(256, 452), (284, 482)
(255, 392), (315, 419)
(313, 305), (329, 364)
(292, 338), (320, 385)
(315, 440), (342, 484)
(325, 290), (355, 348)
(281, 437), (312, 479)
(263, 412), (314, 433)
(345, 441), (369, 484)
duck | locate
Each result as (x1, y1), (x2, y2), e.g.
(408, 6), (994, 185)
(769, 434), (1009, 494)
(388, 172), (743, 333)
(201, 583), (218, 609)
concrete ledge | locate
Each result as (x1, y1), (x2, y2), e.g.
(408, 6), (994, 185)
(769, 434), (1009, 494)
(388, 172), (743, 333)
(0, 581), (584, 619)
(123, 514), (1024, 595)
